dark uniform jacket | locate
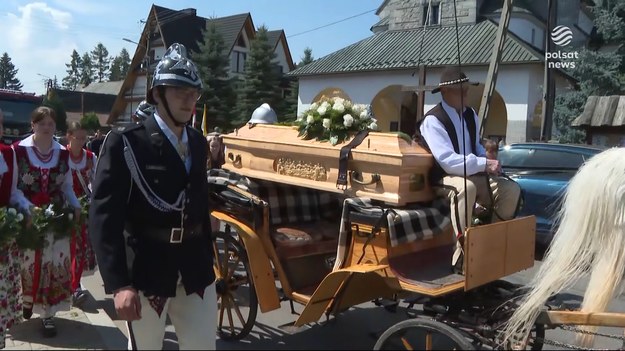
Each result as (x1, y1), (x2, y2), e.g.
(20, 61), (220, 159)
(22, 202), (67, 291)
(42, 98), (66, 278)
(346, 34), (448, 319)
(89, 115), (215, 297)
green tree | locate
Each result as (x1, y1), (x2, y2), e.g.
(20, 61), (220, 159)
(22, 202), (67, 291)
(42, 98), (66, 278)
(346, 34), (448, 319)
(109, 56), (123, 81)
(0, 52), (23, 91)
(109, 48), (131, 81)
(80, 112), (101, 132)
(298, 47), (314, 67)
(62, 50), (82, 90)
(43, 89), (68, 133)
(192, 21), (237, 131)
(281, 48), (316, 122)
(79, 52), (94, 87)
(90, 43), (111, 82)
(553, 0), (625, 143)
(234, 25), (283, 126)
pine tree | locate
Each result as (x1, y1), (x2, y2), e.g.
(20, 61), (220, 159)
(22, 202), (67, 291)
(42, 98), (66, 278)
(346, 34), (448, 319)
(234, 25), (283, 126)
(42, 89), (68, 133)
(192, 21), (237, 131)
(79, 52), (94, 87)
(0, 52), (23, 91)
(90, 43), (111, 82)
(62, 50), (82, 90)
(553, 0), (625, 143)
(298, 47), (315, 67)
(109, 56), (123, 81)
(119, 48), (131, 78)
(281, 48), (316, 122)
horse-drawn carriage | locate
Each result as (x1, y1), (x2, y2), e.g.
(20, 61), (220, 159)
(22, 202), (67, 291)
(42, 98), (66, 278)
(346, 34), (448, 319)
(206, 124), (625, 350)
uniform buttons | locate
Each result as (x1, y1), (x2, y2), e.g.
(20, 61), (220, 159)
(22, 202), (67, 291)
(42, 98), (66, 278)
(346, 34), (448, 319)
(186, 184), (191, 189)
(184, 214), (188, 220)
(154, 179), (159, 184)
(185, 199), (190, 204)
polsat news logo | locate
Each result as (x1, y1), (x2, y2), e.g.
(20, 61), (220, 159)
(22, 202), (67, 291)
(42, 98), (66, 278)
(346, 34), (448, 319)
(547, 25), (578, 69)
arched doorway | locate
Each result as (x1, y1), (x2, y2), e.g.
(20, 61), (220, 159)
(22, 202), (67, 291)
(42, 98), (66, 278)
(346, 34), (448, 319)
(370, 85), (418, 134)
(465, 84), (507, 140)
(312, 87), (351, 103)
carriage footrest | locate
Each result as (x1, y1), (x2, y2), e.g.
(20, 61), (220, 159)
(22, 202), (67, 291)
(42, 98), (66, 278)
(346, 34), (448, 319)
(389, 244), (464, 290)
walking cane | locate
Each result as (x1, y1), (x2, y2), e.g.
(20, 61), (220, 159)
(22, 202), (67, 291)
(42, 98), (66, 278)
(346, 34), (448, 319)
(128, 321), (138, 350)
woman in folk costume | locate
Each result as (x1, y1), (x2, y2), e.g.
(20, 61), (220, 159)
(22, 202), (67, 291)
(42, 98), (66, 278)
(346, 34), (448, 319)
(11, 106), (81, 338)
(66, 121), (97, 307)
(0, 108), (23, 349)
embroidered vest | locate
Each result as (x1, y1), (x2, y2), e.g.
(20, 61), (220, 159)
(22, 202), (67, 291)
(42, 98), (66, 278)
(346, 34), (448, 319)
(69, 149), (94, 197)
(14, 146), (70, 207)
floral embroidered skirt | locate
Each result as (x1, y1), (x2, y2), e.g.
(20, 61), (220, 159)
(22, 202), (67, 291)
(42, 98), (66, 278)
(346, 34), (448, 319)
(70, 223), (96, 291)
(0, 241), (22, 349)
(21, 233), (72, 318)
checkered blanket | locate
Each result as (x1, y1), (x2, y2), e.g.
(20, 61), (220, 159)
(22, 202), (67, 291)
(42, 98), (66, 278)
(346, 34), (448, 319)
(333, 197), (452, 270)
(207, 169), (341, 226)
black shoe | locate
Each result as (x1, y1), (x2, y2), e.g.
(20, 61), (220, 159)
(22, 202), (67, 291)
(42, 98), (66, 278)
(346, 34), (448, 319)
(72, 290), (88, 307)
(23, 307), (33, 320)
(41, 317), (57, 337)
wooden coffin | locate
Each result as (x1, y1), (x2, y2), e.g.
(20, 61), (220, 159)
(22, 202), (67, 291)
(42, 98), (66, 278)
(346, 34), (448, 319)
(221, 124), (435, 205)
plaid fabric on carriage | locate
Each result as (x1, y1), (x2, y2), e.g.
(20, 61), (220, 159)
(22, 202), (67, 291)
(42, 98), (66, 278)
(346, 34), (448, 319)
(341, 197), (452, 247)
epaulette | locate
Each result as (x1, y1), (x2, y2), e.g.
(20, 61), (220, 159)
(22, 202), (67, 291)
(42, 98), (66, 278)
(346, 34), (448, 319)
(111, 123), (143, 134)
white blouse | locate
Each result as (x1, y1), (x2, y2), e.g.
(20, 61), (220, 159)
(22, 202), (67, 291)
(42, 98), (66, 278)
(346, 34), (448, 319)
(10, 135), (81, 212)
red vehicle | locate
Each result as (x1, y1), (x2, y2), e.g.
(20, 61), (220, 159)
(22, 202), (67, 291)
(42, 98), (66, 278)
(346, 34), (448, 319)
(0, 88), (43, 145)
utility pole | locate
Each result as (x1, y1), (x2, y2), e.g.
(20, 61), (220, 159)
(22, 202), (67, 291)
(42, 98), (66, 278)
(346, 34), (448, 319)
(541, 0), (557, 141)
(478, 0), (513, 138)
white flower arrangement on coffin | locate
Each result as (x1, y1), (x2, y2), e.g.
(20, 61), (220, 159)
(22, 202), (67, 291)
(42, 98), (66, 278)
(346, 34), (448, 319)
(295, 96), (379, 145)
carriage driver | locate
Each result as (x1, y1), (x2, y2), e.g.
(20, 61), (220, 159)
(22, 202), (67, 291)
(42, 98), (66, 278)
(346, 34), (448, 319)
(414, 66), (521, 268)
(89, 43), (217, 350)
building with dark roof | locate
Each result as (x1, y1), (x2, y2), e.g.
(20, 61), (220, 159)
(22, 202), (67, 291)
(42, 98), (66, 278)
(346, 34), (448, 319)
(289, 0), (594, 143)
(572, 95), (625, 147)
(108, 4), (295, 124)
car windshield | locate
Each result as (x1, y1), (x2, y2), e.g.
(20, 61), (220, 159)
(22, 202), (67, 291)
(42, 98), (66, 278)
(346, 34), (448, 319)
(499, 147), (599, 170)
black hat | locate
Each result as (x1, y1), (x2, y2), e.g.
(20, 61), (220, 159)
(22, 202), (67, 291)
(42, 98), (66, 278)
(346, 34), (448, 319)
(147, 43), (203, 104)
(432, 66), (479, 94)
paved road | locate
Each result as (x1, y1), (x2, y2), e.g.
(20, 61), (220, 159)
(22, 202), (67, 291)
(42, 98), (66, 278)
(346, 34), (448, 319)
(81, 258), (625, 350)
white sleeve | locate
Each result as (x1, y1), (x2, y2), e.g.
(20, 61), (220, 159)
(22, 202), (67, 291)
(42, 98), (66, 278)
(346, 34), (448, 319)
(63, 169), (81, 209)
(420, 115), (487, 176)
(9, 148), (34, 213)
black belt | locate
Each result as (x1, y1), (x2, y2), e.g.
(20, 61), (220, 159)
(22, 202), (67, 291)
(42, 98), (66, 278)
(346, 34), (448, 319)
(336, 130), (370, 190)
(128, 223), (204, 244)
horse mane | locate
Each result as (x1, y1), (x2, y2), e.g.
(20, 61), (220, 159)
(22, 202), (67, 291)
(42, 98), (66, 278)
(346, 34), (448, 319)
(500, 147), (625, 348)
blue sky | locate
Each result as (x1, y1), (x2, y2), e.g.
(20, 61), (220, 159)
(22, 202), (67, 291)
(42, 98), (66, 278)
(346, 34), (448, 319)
(0, 0), (381, 95)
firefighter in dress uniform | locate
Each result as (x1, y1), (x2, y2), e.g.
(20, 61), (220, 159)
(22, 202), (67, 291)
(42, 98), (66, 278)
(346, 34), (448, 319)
(89, 43), (217, 350)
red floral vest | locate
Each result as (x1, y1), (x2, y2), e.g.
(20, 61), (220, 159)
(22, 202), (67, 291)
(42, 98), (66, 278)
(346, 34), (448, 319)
(68, 148), (95, 197)
(0, 145), (14, 207)
(14, 146), (70, 207)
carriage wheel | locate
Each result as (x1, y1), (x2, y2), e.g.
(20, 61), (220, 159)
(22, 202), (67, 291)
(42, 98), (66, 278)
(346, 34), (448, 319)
(500, 323), (545, 351)
(373, 318), (475, 350)
(213, 231), (258, 341)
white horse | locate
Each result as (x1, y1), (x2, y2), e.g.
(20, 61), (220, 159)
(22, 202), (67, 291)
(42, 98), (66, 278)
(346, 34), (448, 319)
(501, 146), (625, 348)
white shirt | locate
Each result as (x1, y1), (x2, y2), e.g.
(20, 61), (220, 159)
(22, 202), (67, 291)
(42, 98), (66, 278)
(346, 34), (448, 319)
(68, 149), (98, 193)
(419, 99), (487, 176)
(10, 135), (81, 212)
(154, 112), (191, 174)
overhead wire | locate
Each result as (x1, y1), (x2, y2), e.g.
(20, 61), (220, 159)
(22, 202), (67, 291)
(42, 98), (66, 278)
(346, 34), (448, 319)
(287, 9), (376, 38)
